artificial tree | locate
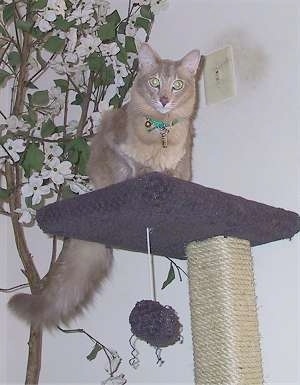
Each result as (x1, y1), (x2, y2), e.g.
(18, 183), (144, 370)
(0, 0), (167, 383)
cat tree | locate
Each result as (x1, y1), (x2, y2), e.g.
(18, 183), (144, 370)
(37, 172), (299, 384)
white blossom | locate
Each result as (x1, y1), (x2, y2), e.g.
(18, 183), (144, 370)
(48, 0), (66, 16)
(134, 0), (150, 5)
(117, 33), (125, 45)
(101, 374), (127, 385)
(90, 101), (113, 127)
(100, 42), (120, 57)
(150, 0), (168, 14)
(122, 90), (131, 106)
(3, 116), (29, 134)
(127, 52), (137, 67)
(15, 207), (36, 224)
(68, 175), (92, 194)
(41, 157), (73, 185)
(21, 174), (51, 206)
(105, 83), (119, 102)
(44, 142), (63, 158)
(67, 4), (94, 25)
(51, 57), (87, 86)
(64, 52), (78, 63)
(66, 120), (78, 134)
(66, 28), (78, 52)
(96, 0), (110, 16)
(37, 18), (52, 33)
(48, 86), (65, 115)
(113, 61), (128, 87)
(31, 126), (42, 138)
(76, 35), (101, 58)
(36, 0), (66, 32)
(125, 24), (137, 37)
(105, 351), (121, 375)
(1, 138), (26, 162)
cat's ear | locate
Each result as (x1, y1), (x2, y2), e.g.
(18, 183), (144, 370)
(138, 43), (161, 73)
(179, 49), (201, 75)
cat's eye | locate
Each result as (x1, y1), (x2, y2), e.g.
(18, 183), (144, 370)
(172, 79), (184, 91)
(149, 77), (160, 88)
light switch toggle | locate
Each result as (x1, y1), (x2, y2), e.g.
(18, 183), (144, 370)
(203, 46), (236, 105)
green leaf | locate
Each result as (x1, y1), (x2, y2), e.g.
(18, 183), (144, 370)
(65, 0), (73, 9)
(106, 10), (121, 26)
(16, 20), (33, 32)
(117, 22), (126, 35)
(100, 65), (114, 86)
(31, 90), (49, 106)
(36, 49), (47, 67)
(21, 143), (45, 178)
(125, 36), (137, 53)
(31, 0), (47, 9)
(66, 138), (90, 175)
(140, 5), (154, 20)
(161, 263), (175, 289)
(118, 75), (132, 100)
(98, 22), (116, 41)
(54, 16), (75, 31)
(0, 25), (8, 36)
(71, 93), (83, 106)
(3, 4), (14, 24)
(86, 344), (102, 361)
(23, 109), (38, 127)
(54, 79), (69, 93)
(44, 36), (65, 53)
(0, 69), (10, 86)
(109, 94), (120, 108)
(41, 119), (56, 138)
(116, 45), (128, 65)
(0, 188), (9, 200)
(87, 53), (105, 72)
(61, 184), (76, 200)
(8, 51), (21, 69)
(31, 27), (44, 39)
(135, 17), (151, 34)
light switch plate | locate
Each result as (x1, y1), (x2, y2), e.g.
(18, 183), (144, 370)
(203, 46), (236, 105)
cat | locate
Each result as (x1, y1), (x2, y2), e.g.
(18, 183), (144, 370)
(8, 43), (201, 328)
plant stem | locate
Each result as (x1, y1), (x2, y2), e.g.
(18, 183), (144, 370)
(5, 165), (40, 288)
(6, 4), (43, 383)
(77, 72), (94, 136)
(5, 165), (43, 385)
(25, 326), (42, 385)
(0, 283), (29, 293)
(12, 9), (31, 116)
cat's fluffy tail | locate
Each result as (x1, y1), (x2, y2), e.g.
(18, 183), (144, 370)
(8, 239), (113, 328)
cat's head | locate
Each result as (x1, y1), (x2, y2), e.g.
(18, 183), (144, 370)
(133, 44), (200, 116)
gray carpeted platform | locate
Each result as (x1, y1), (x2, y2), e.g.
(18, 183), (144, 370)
(36, 172), (300, 259)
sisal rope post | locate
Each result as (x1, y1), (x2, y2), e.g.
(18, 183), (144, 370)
(186, 236), (264, 385)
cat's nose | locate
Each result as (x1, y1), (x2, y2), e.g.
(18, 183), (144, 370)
(159, 96), (169, 107)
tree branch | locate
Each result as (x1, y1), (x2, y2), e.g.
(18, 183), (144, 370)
(5, 164), (41, 290)
(0, 283), (29, 293)
(77, 72), (94, 136)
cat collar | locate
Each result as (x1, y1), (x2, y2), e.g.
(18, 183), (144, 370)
(145, 116), (181, 148)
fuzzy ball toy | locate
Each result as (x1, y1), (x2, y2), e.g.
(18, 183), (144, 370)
(129, 300), (182, 348)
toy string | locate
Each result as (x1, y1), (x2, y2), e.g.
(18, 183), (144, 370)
(146, 227), (157, 302)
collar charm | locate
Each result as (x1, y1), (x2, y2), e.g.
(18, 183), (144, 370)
(145, 116), (180, 148)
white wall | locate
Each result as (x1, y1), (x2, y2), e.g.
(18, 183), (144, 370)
(1, 0), (299, 384)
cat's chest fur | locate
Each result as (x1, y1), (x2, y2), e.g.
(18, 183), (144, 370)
(119, 116), (189, 172)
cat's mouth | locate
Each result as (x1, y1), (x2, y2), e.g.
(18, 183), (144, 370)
(153, 102), (173, 114)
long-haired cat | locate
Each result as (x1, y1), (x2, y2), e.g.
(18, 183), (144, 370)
(8, 44), (201, 327)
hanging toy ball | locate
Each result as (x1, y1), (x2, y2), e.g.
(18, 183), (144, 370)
(129, 300), (182, 348)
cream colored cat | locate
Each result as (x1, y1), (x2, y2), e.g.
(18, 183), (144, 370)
(9, 44), (200, 327)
